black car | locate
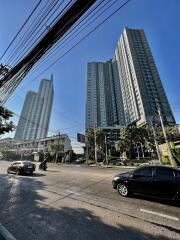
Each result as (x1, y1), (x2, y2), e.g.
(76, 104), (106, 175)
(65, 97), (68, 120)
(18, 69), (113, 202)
(7, 161), (36, 175)
(112, 166), (180, 201)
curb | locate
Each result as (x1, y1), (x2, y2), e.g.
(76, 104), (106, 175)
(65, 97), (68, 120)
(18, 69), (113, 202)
(47, 163), (136, 169)
(0, 223), (17, 240)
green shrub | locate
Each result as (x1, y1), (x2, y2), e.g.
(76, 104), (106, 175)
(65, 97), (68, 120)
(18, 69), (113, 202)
(116, 162), (122, 166)
(134, 163), (140, 167)
(161, 155), (170, 165)
(86, 160), (95, 165)
(75, 158), (86, 164)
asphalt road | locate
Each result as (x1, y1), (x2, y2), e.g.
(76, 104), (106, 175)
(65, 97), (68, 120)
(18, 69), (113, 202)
(0, 161), (180, 240)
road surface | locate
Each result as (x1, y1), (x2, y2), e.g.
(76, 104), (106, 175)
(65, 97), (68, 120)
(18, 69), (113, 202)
(0, 161), (180, 240)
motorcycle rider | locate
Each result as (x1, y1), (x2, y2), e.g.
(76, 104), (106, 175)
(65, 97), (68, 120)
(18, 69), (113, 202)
(39, 151), (48, 170)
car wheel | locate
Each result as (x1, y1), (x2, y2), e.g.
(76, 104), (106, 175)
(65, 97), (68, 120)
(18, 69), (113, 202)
(117, 183), (128, 197)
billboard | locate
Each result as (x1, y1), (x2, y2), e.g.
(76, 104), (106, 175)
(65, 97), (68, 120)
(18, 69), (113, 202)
(77, 133), (85, 143)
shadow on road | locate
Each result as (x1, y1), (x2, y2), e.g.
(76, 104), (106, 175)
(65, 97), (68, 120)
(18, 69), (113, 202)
(45, 170), (61, 173)
(0, 173), (179, 240)
(129, 193), (180, 208)
(6, 172), (46, 178)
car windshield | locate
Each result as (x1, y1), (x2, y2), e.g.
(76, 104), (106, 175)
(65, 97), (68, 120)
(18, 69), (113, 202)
(22, 161), (33, 165)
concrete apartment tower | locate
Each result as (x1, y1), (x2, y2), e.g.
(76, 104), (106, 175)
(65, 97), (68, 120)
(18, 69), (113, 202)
(86, 27), (175, 129)
(85, 61), (125, 129)
(114, 27), (175, 126)
(15, 76), (54, 140)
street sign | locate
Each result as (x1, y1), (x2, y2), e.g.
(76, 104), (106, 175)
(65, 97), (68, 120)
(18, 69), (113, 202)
(77, 133), (85, 143)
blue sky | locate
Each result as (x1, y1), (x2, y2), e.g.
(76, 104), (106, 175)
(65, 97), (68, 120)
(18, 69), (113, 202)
(0, 0), (180, 152)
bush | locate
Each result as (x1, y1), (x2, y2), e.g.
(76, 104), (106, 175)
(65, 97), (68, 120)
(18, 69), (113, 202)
(86, 159), (95, 165)
(161, 155), (170, 165)
(75, 158), (86, 164)
(134, 163), (140, 167)
(114, 162), (123, 166)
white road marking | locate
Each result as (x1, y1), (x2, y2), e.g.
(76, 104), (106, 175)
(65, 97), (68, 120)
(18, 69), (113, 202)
(140, 208), (179, 221)
(0, 222), (17, 240)
(66, 190), (82, 195)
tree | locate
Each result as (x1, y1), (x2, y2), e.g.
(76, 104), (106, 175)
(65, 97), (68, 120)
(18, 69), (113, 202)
(0, 105), (15, 135)
(155, 125), (180, 144)
(50, 143), (64, 163)
(115, 125), (155, 159)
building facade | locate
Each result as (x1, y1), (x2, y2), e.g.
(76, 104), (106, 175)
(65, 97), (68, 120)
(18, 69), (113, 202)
(86, 27), (176, 129)
(85, 61), (125, 129)
(0, 134), (72, 154)
(114, 27), (175, 126)
(15, 76), (54, 140)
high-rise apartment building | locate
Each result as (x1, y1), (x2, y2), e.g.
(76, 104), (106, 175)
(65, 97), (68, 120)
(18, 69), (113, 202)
(85, 61), (125, 129)
(114, 27), (175, 126)
(86, 27), (175, 129)
(15, 76), (54, 140)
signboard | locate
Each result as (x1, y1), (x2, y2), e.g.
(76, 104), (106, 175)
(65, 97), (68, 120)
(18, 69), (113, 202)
(77, 133), (85, 143)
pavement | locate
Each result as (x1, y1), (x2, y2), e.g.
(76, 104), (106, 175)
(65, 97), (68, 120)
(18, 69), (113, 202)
(0, 160), (180, 240)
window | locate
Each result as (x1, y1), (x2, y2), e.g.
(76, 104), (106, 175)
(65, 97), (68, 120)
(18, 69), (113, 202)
(13, 162), (20, 166)
(134, 167), (153, 177)
(155, 168), (174, 180)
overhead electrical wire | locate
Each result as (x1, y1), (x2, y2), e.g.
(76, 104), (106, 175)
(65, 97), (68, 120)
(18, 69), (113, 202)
(2, 0), (132, 141)
(13, 110), (84, 143)
(0, 0), (98, 103)
(13, 110), (83, 138)
(8, 89), (84, 128)
(8, 0), (70, 66)
(6, 0), (131, 104)
(0, 0), (43, 62)
(3, 1), (105, 100)
(4, 0), (62, 65)
(29, 0), (115, 72)
(5, 0), (106, 78)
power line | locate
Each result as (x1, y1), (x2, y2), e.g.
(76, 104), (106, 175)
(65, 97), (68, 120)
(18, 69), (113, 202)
(6, 0), (131, 104)
(8, 0), (68, 66)
(4, 0), (61, 65)
(0, 0), (97, 104)
(0, 0), (43, 61)
(29, 0), (116, 73)
(4, 0), (108, 103)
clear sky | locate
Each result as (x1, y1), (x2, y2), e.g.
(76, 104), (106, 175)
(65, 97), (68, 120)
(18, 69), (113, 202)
(0, 0), (180, 152)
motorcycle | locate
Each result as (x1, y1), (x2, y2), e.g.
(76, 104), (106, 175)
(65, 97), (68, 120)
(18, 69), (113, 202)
(39, 162), (47, 171)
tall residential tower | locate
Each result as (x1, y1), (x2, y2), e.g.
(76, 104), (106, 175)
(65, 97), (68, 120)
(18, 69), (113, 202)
(114, 27), (175, 126)
(85, 61), (125, 129)
(86, 27), (175, 129)
(15, 76), (54, 140)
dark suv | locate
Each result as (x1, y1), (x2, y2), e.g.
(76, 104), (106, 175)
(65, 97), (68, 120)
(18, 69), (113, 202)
(7, 161), (36, 175)
(112, 166), (180, 201)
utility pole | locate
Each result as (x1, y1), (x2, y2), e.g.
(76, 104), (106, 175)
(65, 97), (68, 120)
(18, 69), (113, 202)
(20, 150), (24, 161)
(85, 133), (89, 164)
(94, 124), (97, 165)
(55, 131), (60, 164)
(150, 122), (161, 164)
(105, 134), (108, 165)
(157, 106), (176, 167)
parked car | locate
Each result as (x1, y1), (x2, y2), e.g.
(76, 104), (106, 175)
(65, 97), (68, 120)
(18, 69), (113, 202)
(7, 161), (36, 175)
(112, 165), (180, 201)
